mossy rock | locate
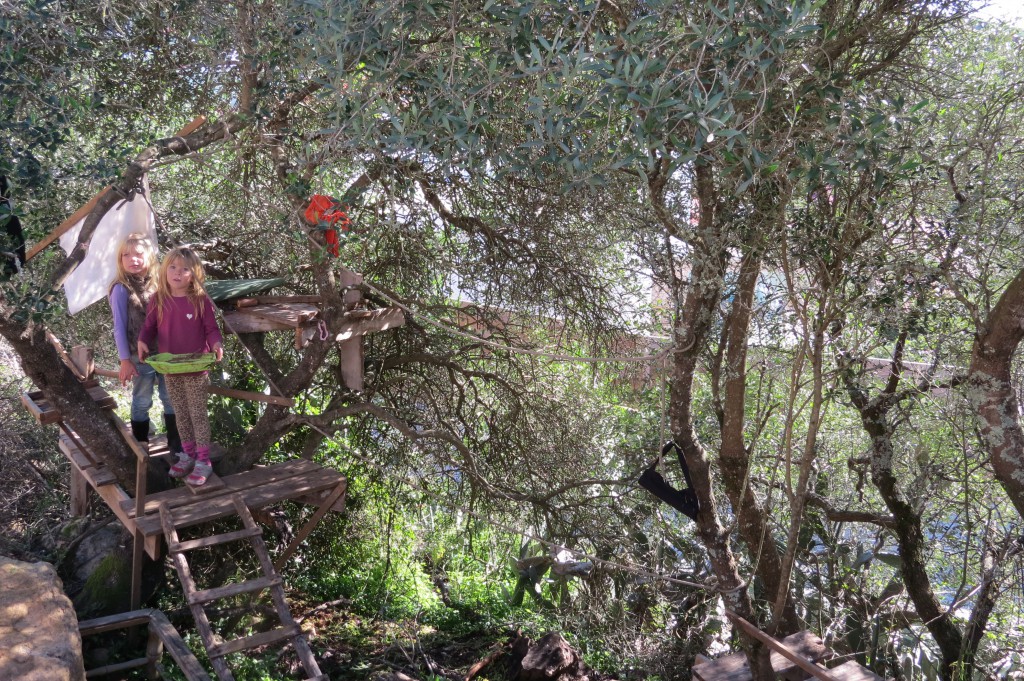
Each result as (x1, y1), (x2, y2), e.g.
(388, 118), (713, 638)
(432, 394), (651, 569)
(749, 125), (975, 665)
(73, 548), (133, 617)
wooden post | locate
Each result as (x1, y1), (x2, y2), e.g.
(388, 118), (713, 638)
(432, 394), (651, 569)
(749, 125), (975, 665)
(70, 467), (89, 517)
(144, 624), (163, 680)
(69, 345), (95, 380)
(338, 268), (364, 391)
(273, 479), (347, 572)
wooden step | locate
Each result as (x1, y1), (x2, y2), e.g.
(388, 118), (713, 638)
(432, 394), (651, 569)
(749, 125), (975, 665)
(170, 526), (263, 554)
(188, 575), (283, 605)
(208, 623), (301, 658)
(21, 385), (116, 425)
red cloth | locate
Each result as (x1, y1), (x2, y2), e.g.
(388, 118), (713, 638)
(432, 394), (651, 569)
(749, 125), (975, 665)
(305, 195), (351, 257)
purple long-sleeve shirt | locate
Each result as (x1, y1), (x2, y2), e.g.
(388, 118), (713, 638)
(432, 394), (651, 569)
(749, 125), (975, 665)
(138, 295), (223, 364)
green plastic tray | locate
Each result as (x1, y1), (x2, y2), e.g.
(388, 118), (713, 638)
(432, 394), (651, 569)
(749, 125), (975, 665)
(145, 352), (217, 374)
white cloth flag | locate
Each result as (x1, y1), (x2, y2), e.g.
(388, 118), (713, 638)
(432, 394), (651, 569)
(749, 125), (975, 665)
(60, 180), (157, 315)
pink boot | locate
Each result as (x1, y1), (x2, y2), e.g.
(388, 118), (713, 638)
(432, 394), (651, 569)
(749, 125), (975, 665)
(169, 442), (196, 478)
(186, 447), (212, 486)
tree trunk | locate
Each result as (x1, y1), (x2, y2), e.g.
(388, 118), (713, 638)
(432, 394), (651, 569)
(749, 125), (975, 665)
(664, 162), (769, 678)
(844, 369), (964, 681)
(717, 246), (801, 635)
(967, 269), (1024, 520)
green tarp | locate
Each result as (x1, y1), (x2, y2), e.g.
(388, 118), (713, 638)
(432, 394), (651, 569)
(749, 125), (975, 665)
(206, 277), (287, 302)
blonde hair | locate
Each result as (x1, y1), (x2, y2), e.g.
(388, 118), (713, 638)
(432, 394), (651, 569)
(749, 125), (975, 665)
(153, 246), (208, 323)
(110, 232), (157, 295)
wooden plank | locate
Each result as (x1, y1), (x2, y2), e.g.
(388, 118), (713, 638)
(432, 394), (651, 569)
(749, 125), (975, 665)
(339, 337), (364, 391)
(70, 466), (90, 516)
(175, 115), (207, 137)
(274, 480), (346, 572)
(78, 610), (153, 636)
(134, 466), (344, 536)
(692, 630), (832, 681)
(86, 385), (117, 409)
(171, 526), (263, 554)
(235, 295), (323, 306)
(189, 575), (282, 605)
(339, 267), (363, 306)
(62, 436), (117, 487)
(146, 609), (213, 681)
(335, 306), (405, 341)
(185, 472), (225, 494)
(241, 302), (319, 327)
(207, 385), (294, 406)
(123, 459), (321, 517)
(295, 487), (347, 513)
(20, 391), (60, 424)
(725, 614), (841, 681)
(828, 660), (884, 681)
(69, 346), (95, 380)
(209, 623), (301, 659)
(221, 308), (293, 333)
(85, 655), (150, 678)
(25, 187), (113, 262)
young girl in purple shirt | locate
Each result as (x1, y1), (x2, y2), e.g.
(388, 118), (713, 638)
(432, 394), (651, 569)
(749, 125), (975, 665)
(138, 247), (224, 485)
(108, 232), (180, 453)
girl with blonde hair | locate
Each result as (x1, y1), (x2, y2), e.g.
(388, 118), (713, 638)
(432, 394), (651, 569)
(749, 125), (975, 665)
(108, 232), (180, 452)
(138, 247), (224, 485)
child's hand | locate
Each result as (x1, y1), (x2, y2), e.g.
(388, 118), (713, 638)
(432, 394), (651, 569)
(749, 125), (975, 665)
(137, 340), (149, 360)
(213, 342), (224, 362)
(119, 359), (138, 386)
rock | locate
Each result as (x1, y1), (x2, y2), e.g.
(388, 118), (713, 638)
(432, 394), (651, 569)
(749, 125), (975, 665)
(518, 632), (586, 681)
(0, 555), (85, 681)
(62, 523), (163, 617)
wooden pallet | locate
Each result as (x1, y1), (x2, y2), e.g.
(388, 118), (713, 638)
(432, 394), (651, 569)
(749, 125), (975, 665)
(160, 495), (328, 681)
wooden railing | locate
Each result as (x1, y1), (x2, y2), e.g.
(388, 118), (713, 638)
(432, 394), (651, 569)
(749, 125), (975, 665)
(78, 608), (211, 680)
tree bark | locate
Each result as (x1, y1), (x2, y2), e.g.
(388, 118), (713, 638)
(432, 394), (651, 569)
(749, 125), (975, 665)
(662, 162), (769, 678)
(843, 356), (965, 681)
(966, 269), (1024, 520)
(717, 246), (800, 634)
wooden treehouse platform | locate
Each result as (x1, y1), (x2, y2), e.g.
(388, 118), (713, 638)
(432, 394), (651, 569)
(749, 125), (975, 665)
(20, 342), (345, 680)
(21, 386), (346, 563)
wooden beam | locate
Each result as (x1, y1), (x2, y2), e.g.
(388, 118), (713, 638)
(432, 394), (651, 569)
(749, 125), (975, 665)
(24, 187), (112, 262)
(221, 308), (293, 333)
(175, 115), (207, 137)
(24, 116), (208, 262)
(94, 366), (294, 406)
(70, 345), (95, 380)
(335, 306), (405, 341)
(235, 295), (323, 307)
(725, 613), (842, 681)
(207, 385), (294, 407)
(274, 479), (347, 572)
(70, 467), (89, 517)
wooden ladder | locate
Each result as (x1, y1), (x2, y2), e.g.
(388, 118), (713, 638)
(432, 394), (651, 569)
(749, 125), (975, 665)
(159, 494), (328, 681)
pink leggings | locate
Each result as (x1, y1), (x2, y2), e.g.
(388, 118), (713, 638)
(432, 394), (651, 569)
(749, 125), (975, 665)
(164, 374), (211, 447)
